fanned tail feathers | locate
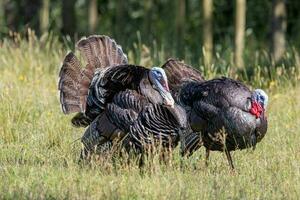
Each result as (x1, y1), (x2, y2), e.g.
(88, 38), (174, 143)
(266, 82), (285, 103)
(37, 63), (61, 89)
(162, 58), (205, 88)
(58, 52), (87, 114)
(58, 35), (128, 127)
(77, 35), (128, 68)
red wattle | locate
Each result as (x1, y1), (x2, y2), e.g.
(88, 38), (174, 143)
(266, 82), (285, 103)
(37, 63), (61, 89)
(250, 101), (263, 118)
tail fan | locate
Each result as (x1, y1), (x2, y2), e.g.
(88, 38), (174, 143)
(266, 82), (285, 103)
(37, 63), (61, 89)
(77, 35), (128, 69)
(58, 35), (128, 127)
(58, 52), (87, 114)
(162, 58), (205, 89)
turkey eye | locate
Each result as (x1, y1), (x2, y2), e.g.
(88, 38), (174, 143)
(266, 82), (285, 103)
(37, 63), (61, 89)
(260, 96), (265, 101)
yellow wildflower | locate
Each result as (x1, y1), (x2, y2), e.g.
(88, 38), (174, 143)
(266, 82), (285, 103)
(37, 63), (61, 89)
(269, 80), (276, 89)
(18, 75), (24, 81)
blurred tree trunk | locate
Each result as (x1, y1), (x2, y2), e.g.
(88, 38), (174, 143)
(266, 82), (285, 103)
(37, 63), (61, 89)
(0, 1), (3, 30)
(23, 0), (41, 34)
(4, 0), (40, 33)
(203, 0), (213, 67)
(234, 0), (246, 69)
(271, 0), (286, 63)
(89, 0), (98, 33)
(115, 0), (125, 43)
(40, 0), (49, 34)
(175, 0), (185, 58)
(62, 0), (76, 36)
(24, 0), (41, 34)
(143, 1), (152, 40)
(3, 0), (18, 31)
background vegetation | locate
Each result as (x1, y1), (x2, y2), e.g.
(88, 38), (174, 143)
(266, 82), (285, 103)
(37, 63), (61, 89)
(0, 0), (299, 199)
(0, 0), (300, 63)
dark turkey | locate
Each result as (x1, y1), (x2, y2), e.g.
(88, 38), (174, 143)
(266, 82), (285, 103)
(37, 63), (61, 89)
(162, 59), (268, 169)
(80, 89), (189, 160)
(58, 35), (184, 158)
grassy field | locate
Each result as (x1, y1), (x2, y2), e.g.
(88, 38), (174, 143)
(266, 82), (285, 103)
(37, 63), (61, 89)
(0, 34), (300, 199)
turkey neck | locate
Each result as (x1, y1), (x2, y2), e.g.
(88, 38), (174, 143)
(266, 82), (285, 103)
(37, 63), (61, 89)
(139, 72), (164, 105)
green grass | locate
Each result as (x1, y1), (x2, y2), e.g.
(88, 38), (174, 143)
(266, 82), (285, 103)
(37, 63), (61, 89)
(0, 34), (300, 199)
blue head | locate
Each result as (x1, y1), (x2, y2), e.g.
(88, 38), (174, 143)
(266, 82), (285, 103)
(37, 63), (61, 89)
(251, 89), (268, 110)
(149, 67), (175, 107)
(250, 89), (268, 118)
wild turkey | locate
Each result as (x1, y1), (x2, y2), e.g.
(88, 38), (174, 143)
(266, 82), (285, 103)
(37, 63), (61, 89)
(162, 59), (268, 169)
(58, 35), (179, 158)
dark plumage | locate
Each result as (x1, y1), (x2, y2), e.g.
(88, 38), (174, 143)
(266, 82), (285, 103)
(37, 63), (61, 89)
(58, 35), (184, 158)
(162, 59), (268, 169)
(59, 36), (174, 127)
(106, 90), (188, 152)
(79, 89), (189, 160)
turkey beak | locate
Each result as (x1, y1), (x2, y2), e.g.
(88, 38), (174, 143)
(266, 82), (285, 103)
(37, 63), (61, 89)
(163, 92), (175, 108)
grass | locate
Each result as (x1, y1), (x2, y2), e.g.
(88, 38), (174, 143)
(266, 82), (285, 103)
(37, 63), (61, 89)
(0, 33), (300, 199)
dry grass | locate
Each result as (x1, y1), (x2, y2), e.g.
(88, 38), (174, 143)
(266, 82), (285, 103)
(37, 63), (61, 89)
(0, 34), (299, 199)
